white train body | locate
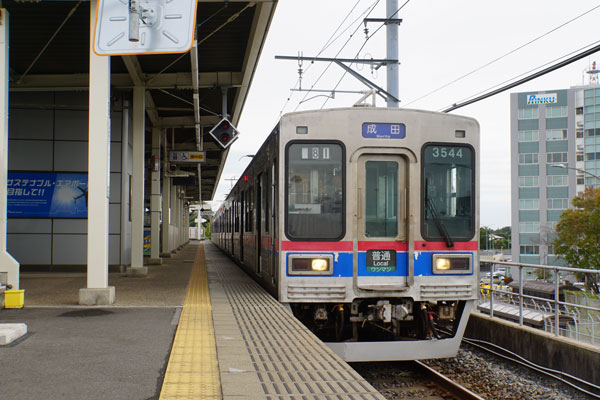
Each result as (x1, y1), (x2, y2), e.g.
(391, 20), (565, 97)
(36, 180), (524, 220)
(213, 107), (480, 361)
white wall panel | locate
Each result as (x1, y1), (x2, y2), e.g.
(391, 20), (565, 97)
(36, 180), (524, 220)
(54, 141), (88, 171)
(53, 234), (86, 264)
(7, 234), (52, 264)
(109, 203), (121, 234)
(110, 142), (122, 172)
(109, 172), (121, 203)
(53, 219), (87, 234)
(55, 110), (88, 140)
(7, 219), (52, 234)
(109, 234), (121, 265)
(8, 109), (54, 140)
(8, 140), (53, 170)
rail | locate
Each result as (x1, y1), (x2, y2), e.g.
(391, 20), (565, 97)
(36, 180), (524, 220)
(478, 261), (600, 345)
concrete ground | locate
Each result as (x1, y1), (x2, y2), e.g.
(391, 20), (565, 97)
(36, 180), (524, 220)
(0, 243), (197, 400)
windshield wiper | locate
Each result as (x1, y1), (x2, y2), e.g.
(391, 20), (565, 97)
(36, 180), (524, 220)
(425, 179), (454, 248)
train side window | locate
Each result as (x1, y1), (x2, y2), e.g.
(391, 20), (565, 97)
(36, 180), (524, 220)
(422, 143), (475, 241)
(285, 141), (345, 240)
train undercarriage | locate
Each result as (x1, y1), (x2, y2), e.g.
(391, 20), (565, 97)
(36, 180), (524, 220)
(291, 299), (467, 343)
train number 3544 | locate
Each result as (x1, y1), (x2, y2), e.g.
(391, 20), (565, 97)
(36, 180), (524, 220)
(431, 147), (463, 158)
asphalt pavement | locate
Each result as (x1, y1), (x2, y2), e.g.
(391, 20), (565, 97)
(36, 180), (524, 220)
(0, 243), (197, 400)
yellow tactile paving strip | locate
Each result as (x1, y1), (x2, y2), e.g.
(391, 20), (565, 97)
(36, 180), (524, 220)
(159, 244), (221, 400)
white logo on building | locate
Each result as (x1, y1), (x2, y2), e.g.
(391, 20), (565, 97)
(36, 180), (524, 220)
(527, 93), (557, 105)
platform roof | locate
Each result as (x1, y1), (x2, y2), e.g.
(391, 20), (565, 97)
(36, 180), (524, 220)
(4, 0), (277, 202)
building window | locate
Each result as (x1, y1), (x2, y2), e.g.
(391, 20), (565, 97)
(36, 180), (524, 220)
(518, 108), (539, 119)
(547, 198), (568, 209)
(519, 222), (540, 233)
(547, 245), (555, 255)
(519, 199), (539, 210)
(518, 130), (539, 142)
(576, 107), (584, 115)
(577, 153), (584, 162)
(520, 245), (539, 255)
(576, 129), (584, 138)
(546, 152), (568, 164)
(519, 153), (539, 164)
(519, 176), (539, 187)
(546, 106), (567, 118)
(546, 175), (568, 186)
(546, 129), (568, 141)
(577, 176), (585, 185)
(586, 152), (598, 161)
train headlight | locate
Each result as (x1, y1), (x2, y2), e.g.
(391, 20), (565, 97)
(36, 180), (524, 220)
(289, 254), (333, 275)
(432, 254), (472, 274)
(311, 258), (329, 271)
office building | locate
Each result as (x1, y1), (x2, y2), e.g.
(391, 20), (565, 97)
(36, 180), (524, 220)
(510, 73), (600, 266)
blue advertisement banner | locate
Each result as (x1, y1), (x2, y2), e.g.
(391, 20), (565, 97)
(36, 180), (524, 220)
(362, 122), (406, 139)
(7, 172), (88, 218)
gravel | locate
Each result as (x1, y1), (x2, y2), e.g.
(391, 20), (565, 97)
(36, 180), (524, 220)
(353, 344), (596, 399)
(424, 344), (595, 400)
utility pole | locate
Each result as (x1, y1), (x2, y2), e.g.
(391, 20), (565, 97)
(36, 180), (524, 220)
(386, 0), (399, 107)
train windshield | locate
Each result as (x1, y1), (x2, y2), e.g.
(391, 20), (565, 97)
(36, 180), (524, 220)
(422, 144), (474, 242)
(286, 142), (344, 240)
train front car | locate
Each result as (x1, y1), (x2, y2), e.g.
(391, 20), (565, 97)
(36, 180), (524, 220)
(279, 108), (479, 362)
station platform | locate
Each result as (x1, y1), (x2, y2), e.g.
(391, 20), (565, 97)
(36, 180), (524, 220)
(0, 241), (384, 400)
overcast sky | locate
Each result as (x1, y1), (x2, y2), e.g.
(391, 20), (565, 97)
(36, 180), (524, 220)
(212, 0), (600, 229)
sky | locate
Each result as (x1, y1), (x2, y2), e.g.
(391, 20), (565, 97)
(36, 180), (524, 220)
(211, 0), (600, 229)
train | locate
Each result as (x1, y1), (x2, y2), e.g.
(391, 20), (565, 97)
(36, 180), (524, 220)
(212, 107), (480, 361)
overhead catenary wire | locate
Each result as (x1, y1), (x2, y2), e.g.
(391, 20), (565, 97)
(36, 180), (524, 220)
(278, 0), (377, 117)
(405, 3), (600, 108)
(320, 0), (411, 109)
(441, 40), (600, 113)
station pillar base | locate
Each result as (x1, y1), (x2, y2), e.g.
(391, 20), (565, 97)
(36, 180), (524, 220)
(126, 267), (148, 277)
(79, 287), (115, 305)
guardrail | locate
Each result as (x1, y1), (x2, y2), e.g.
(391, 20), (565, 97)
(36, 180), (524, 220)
(478, 261), (600, 345)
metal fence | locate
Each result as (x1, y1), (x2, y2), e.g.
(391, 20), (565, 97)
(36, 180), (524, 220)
(478, 261), (600, 346)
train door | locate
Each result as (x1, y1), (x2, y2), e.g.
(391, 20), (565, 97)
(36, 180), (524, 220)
(270, 159), (277, 287)
(240, 191), (245, 262)
(256, 176), (262, 275)
(356, 154), (408, 291)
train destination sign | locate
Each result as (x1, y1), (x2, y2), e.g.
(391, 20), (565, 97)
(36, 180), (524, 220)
(362, 122), (406, 139)
(366, 250), (396, 272)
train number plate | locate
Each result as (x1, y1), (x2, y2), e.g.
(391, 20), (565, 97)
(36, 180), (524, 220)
(366, 250), (396, 272)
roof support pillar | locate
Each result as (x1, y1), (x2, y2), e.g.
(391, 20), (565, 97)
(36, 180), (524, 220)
(80, 0), (115, 304)
(148, 127), (162, 264)
(127, 86), (148, 276)
(0, 9), (20, 290)
(160, 131), (171, 257)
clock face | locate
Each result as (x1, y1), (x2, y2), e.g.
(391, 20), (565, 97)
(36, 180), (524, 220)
(93, 0), (197, 55)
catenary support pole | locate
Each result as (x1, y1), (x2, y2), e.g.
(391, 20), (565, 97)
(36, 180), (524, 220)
(80, 0), (115, 304)
(128, 86), (147, 275)
(0, 9), (20, 290)
(386, 0), (399, 107)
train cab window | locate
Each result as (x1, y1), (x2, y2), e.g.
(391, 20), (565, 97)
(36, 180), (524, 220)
(422, 144), (474, 242)
(365, 161), (398, 237)
(286, 142), (344, 240)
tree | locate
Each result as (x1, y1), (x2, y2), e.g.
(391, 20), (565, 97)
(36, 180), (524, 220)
(554, 187), (600, 292)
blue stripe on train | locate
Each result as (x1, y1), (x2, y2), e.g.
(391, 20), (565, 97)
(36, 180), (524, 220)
(284, 251), (475, 277)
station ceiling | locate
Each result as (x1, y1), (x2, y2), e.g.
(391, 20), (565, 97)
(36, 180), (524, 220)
(4, 0), (277, 202)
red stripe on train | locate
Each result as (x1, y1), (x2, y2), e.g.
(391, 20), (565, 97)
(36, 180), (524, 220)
(280, 241), (353, 251)
(415, 241), (478, 251)
(357, 241), (408, 251)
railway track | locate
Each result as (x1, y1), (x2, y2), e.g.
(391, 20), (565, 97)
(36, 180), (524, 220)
(351, 360), (485, 400)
